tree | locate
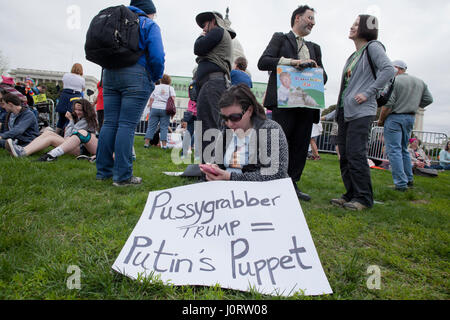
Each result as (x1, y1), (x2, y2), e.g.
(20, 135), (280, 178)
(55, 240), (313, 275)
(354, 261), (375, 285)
(41, 82), (60, 102)
(0, 50), (9, 75)
(321, 105), (336, 117)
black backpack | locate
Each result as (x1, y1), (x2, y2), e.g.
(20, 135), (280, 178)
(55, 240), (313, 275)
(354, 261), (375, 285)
(85, 5), (146, 69)
(365, 43), (395, 107)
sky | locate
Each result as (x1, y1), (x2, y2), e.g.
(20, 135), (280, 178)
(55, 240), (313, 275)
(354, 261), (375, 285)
(1, 0), (449, 134)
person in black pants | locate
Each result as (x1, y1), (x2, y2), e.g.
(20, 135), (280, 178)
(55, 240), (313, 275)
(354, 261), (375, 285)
(193, 11), (236, 164)
(258, 5), (327, 201)
(331, 15), (395, 211)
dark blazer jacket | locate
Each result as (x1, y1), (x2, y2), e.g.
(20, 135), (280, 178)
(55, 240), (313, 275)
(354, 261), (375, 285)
(258, 31), (327, 123)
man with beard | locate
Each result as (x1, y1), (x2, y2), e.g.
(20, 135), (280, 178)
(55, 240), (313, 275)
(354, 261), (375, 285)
(258, 5), (327, 201)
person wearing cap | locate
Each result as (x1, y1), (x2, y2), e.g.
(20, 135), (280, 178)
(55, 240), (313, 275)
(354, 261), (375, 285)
(257, 5), (327, 201)
(194, 10), (236, 163)
(96, 0), (165, 187)
(0, 76), (27, 106)
(378, 60), (433, 191)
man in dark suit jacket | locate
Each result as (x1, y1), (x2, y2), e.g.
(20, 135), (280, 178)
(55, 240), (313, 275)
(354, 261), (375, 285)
(258, 5), (327, 201)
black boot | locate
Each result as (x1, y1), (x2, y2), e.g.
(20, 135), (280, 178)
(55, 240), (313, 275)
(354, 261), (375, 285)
(293, 181), (311, 202)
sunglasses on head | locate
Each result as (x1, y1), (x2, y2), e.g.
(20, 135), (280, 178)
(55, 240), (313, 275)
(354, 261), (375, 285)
(220, 110), (246, 123)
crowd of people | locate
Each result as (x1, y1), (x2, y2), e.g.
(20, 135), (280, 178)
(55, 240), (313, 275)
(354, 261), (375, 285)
(1, 1), (447, 211)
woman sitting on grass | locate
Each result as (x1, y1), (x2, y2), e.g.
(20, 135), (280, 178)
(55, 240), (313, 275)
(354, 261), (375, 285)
(199, 84), (289, 181)
(6, 99), (98, 161)
(408, 138), (431, 169)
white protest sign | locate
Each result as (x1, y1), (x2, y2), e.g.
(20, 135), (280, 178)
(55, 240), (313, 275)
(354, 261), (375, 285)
(112, 178), (332, 296)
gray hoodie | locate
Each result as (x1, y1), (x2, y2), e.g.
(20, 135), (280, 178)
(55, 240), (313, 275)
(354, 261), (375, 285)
(337, 40), (396, 122)
(64, 118), (94, 138)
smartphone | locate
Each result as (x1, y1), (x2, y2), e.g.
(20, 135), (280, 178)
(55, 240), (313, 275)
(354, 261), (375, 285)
(199, 164), (218, 176)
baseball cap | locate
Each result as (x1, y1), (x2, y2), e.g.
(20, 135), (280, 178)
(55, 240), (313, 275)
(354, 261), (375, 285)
(392, 60), (407, 70)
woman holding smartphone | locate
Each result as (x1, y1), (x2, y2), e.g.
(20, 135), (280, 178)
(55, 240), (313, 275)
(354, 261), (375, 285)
(200, 84), (289, 182)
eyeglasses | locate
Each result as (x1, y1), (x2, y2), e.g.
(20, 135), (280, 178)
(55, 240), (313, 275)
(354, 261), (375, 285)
(220, 111), (246, 123)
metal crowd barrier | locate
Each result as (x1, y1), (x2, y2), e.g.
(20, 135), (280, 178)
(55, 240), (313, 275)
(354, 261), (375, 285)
(135, 106), (188, 136)
(316, 121), (337, 153)
(367, 127), (448, 164)
(137, 113), (448, 163)
(317, 121), (448, 164)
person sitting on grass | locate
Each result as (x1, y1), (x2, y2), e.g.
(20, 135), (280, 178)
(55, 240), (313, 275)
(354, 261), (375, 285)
(437, 141), (450, 170)
(0, 93), (39, 150)
(408, 138), (431, 169)
(6, 99), (98, 161)
(199, 84), (289, 181)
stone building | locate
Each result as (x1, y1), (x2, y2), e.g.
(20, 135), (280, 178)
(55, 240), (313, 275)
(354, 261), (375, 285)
(9, 68), (98, 101)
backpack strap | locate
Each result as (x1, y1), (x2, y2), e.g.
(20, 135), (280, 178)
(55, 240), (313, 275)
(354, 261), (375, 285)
(365, 43), (377, 80)
(365, 40), (387, 80)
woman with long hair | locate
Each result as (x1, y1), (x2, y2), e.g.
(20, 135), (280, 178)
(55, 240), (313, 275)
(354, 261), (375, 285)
(6, 99), (98, 161)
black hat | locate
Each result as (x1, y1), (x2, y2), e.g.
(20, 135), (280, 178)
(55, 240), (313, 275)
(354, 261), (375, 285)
(130, 0), (156, 15)
(195, 11), (236, 39)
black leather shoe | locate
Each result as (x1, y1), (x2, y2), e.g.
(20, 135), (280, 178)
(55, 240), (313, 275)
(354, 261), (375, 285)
(296, 189), (311, 201)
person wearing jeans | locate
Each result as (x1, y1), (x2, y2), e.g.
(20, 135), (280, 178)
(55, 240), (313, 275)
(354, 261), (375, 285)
(378, 60), (433, 190)
(145, 109), (171, 148)
(383, 114), (415, 189)
(96, 64), (155, 184)
(95, 0), (164, 186)
(143, 75), (175, 149)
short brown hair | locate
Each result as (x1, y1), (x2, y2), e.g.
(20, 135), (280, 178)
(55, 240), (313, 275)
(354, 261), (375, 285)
(358, 15), (379, 41)
(234, 57), (248, 71)
(161, 74), (172, 85)
(1, 93), (22, 106)
(71, 63), (83, 76)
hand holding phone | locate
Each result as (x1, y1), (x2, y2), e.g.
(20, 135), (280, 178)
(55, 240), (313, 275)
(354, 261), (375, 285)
(199, 164), (218, 176)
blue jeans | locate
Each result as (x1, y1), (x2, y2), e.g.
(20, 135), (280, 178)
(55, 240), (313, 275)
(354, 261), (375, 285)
(96, 64), (154, 182)
(145, 108), (170, 142)
(384, 114), (415, 188)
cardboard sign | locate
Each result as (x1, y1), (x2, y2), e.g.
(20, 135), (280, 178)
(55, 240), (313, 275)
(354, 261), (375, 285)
(33, 94), (47, 104)
(276, 66), (325, 109)
(112, 178), (332, 296)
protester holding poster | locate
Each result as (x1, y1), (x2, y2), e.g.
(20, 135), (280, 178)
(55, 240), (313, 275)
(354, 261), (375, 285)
(199, 84), (288, 182)
(276, 68), (323, 108)
(331, 15), (395, 211)
(258, 5), (327, 201)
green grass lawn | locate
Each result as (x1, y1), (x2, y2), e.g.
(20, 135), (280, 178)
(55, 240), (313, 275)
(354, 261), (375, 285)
(0, 136), (449, 300)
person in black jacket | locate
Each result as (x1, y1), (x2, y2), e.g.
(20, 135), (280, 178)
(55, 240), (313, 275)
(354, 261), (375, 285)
(258, 5), (327, 201)
(194, 11), (236, 164)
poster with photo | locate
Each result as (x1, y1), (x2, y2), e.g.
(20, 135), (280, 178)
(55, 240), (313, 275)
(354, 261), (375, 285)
(276, 66), (325, 110)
